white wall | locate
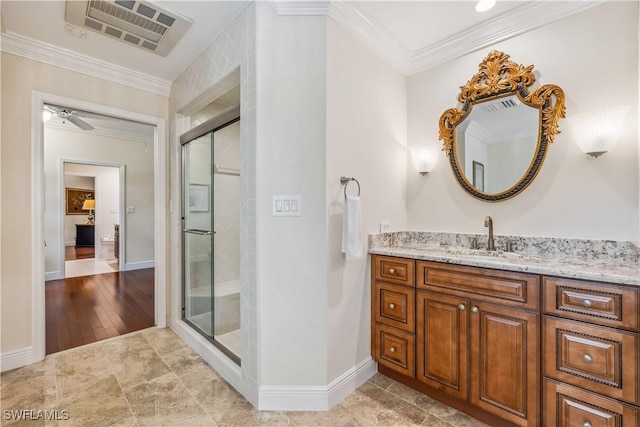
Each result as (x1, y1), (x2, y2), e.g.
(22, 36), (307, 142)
(0, 52), (168, 355)
(326, 18), (407, 382)
(407, 1), (639, 241)
(257, 7), (329, 386)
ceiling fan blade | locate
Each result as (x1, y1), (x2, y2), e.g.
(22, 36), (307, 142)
(67, 115), (95, 131)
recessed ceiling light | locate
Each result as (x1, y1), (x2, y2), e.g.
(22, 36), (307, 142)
(475, 0), (496, 12)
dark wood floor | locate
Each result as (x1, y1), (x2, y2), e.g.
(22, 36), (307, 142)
(65, 246), (95, 260)
(45, 268), (155, 354)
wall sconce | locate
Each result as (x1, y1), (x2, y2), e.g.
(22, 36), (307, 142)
(567, 105), (631, 158)
(409, 143), (441, 175)
(82, 199), (95, 224)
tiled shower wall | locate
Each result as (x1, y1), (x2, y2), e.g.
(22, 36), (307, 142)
(170, 3), (258, 402)
(213, 122), (241, 285)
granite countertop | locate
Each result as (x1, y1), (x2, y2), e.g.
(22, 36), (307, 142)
(369, 232), (640, 286)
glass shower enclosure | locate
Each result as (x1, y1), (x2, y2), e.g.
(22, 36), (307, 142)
(181, 105), (241, 364)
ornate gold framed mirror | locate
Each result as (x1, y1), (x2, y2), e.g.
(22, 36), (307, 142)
(439, 51), (566, 202)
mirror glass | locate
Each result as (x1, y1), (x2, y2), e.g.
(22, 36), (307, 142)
(454, 95), (539, 194)
(439, 50), (565, 202)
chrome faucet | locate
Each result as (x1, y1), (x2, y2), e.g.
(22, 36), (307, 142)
(484, 216), (495, 251)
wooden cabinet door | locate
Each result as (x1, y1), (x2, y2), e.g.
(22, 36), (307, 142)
(416, 290), (469, 401)
(470, 301), (539, 427)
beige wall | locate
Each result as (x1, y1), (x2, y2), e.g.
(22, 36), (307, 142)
(326, 18), (407, 382)
(0, 52), (168, 354)
(407, 1), (639, 241)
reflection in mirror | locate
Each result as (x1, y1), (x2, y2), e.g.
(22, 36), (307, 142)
(455, 95), (539, 193)
(439, 51), (565, 202)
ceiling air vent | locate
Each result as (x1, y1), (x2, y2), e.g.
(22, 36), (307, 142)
(65, 0), (193, 56)
(479, 95), (521, 113)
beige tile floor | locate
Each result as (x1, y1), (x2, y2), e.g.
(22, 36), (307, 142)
(1, 328), (489, 426)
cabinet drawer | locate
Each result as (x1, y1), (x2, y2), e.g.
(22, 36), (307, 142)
(544, 379), (639, 427)
(544, 317), (639, 405)
(373, 255), (415, 287)
(543, 277), (639, 331)
(417, 261), (539, 311)
(373, 324), (415, 377)
(373, 282), (415, 332)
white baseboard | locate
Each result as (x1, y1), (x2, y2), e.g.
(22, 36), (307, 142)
(65, 241), (75, 247)
(45, 271), (62, 281)
(171, 320), (250, 401)
(1, 347), (33, 372)
(125, 260), (155, 271)
(328, 357), (377, 408)
(258, 357), (376, 411)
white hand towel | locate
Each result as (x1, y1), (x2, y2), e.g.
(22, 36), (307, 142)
(342, 195), (363, 260)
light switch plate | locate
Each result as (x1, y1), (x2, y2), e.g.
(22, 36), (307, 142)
(380, 222), (391, 233)
(273, 195), (302, 216)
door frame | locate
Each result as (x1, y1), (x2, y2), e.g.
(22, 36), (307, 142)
(31, 90), (167, 362)
(59, 160), (126, 276)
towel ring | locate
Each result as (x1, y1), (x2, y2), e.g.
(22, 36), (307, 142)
(340, 176), (360, 198)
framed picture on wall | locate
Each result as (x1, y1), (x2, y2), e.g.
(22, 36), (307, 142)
(189, 184), (210, 212)
(472, 161), (484, 192)
(66, 188), (95, 215)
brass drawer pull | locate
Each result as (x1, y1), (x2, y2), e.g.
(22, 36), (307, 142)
(582, 299), (593, 308)
(389, 268), (396, 274)
(582, 353), (593, 363)
(389, 347), (396, 353)
(389, 303), (396, 309)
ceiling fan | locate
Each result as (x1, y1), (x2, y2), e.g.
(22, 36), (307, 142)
(44, 105), (95, 131)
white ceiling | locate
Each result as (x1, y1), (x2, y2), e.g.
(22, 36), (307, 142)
(1, 0), (603, 88)
(350, 1), (526, 52)
(44, 103), (155, 142)
(0, 1), (250, 81)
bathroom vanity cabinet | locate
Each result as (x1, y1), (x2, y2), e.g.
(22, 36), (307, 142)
(371, 254), (640, 427)
(542, 277), (639, 426)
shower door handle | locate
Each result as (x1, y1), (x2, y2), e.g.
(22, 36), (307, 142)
(183, 229), (215, 236)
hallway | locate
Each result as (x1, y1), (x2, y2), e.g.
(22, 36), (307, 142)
(1, 328), (488, 426)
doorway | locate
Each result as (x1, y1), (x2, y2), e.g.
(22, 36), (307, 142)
(32, 91), (168, 362)
(61, 162), (123, 279)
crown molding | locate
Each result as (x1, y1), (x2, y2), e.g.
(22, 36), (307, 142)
(0, 31), (172, 97)
(328, 1), (412, 74)
(273, 1), (330, 16)
(408, 1), (606, 75)
(329, 0), (606, 77)
(465, 120), (496, 143)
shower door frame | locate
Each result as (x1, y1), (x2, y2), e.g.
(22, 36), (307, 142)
(180, 105), (241, 365)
